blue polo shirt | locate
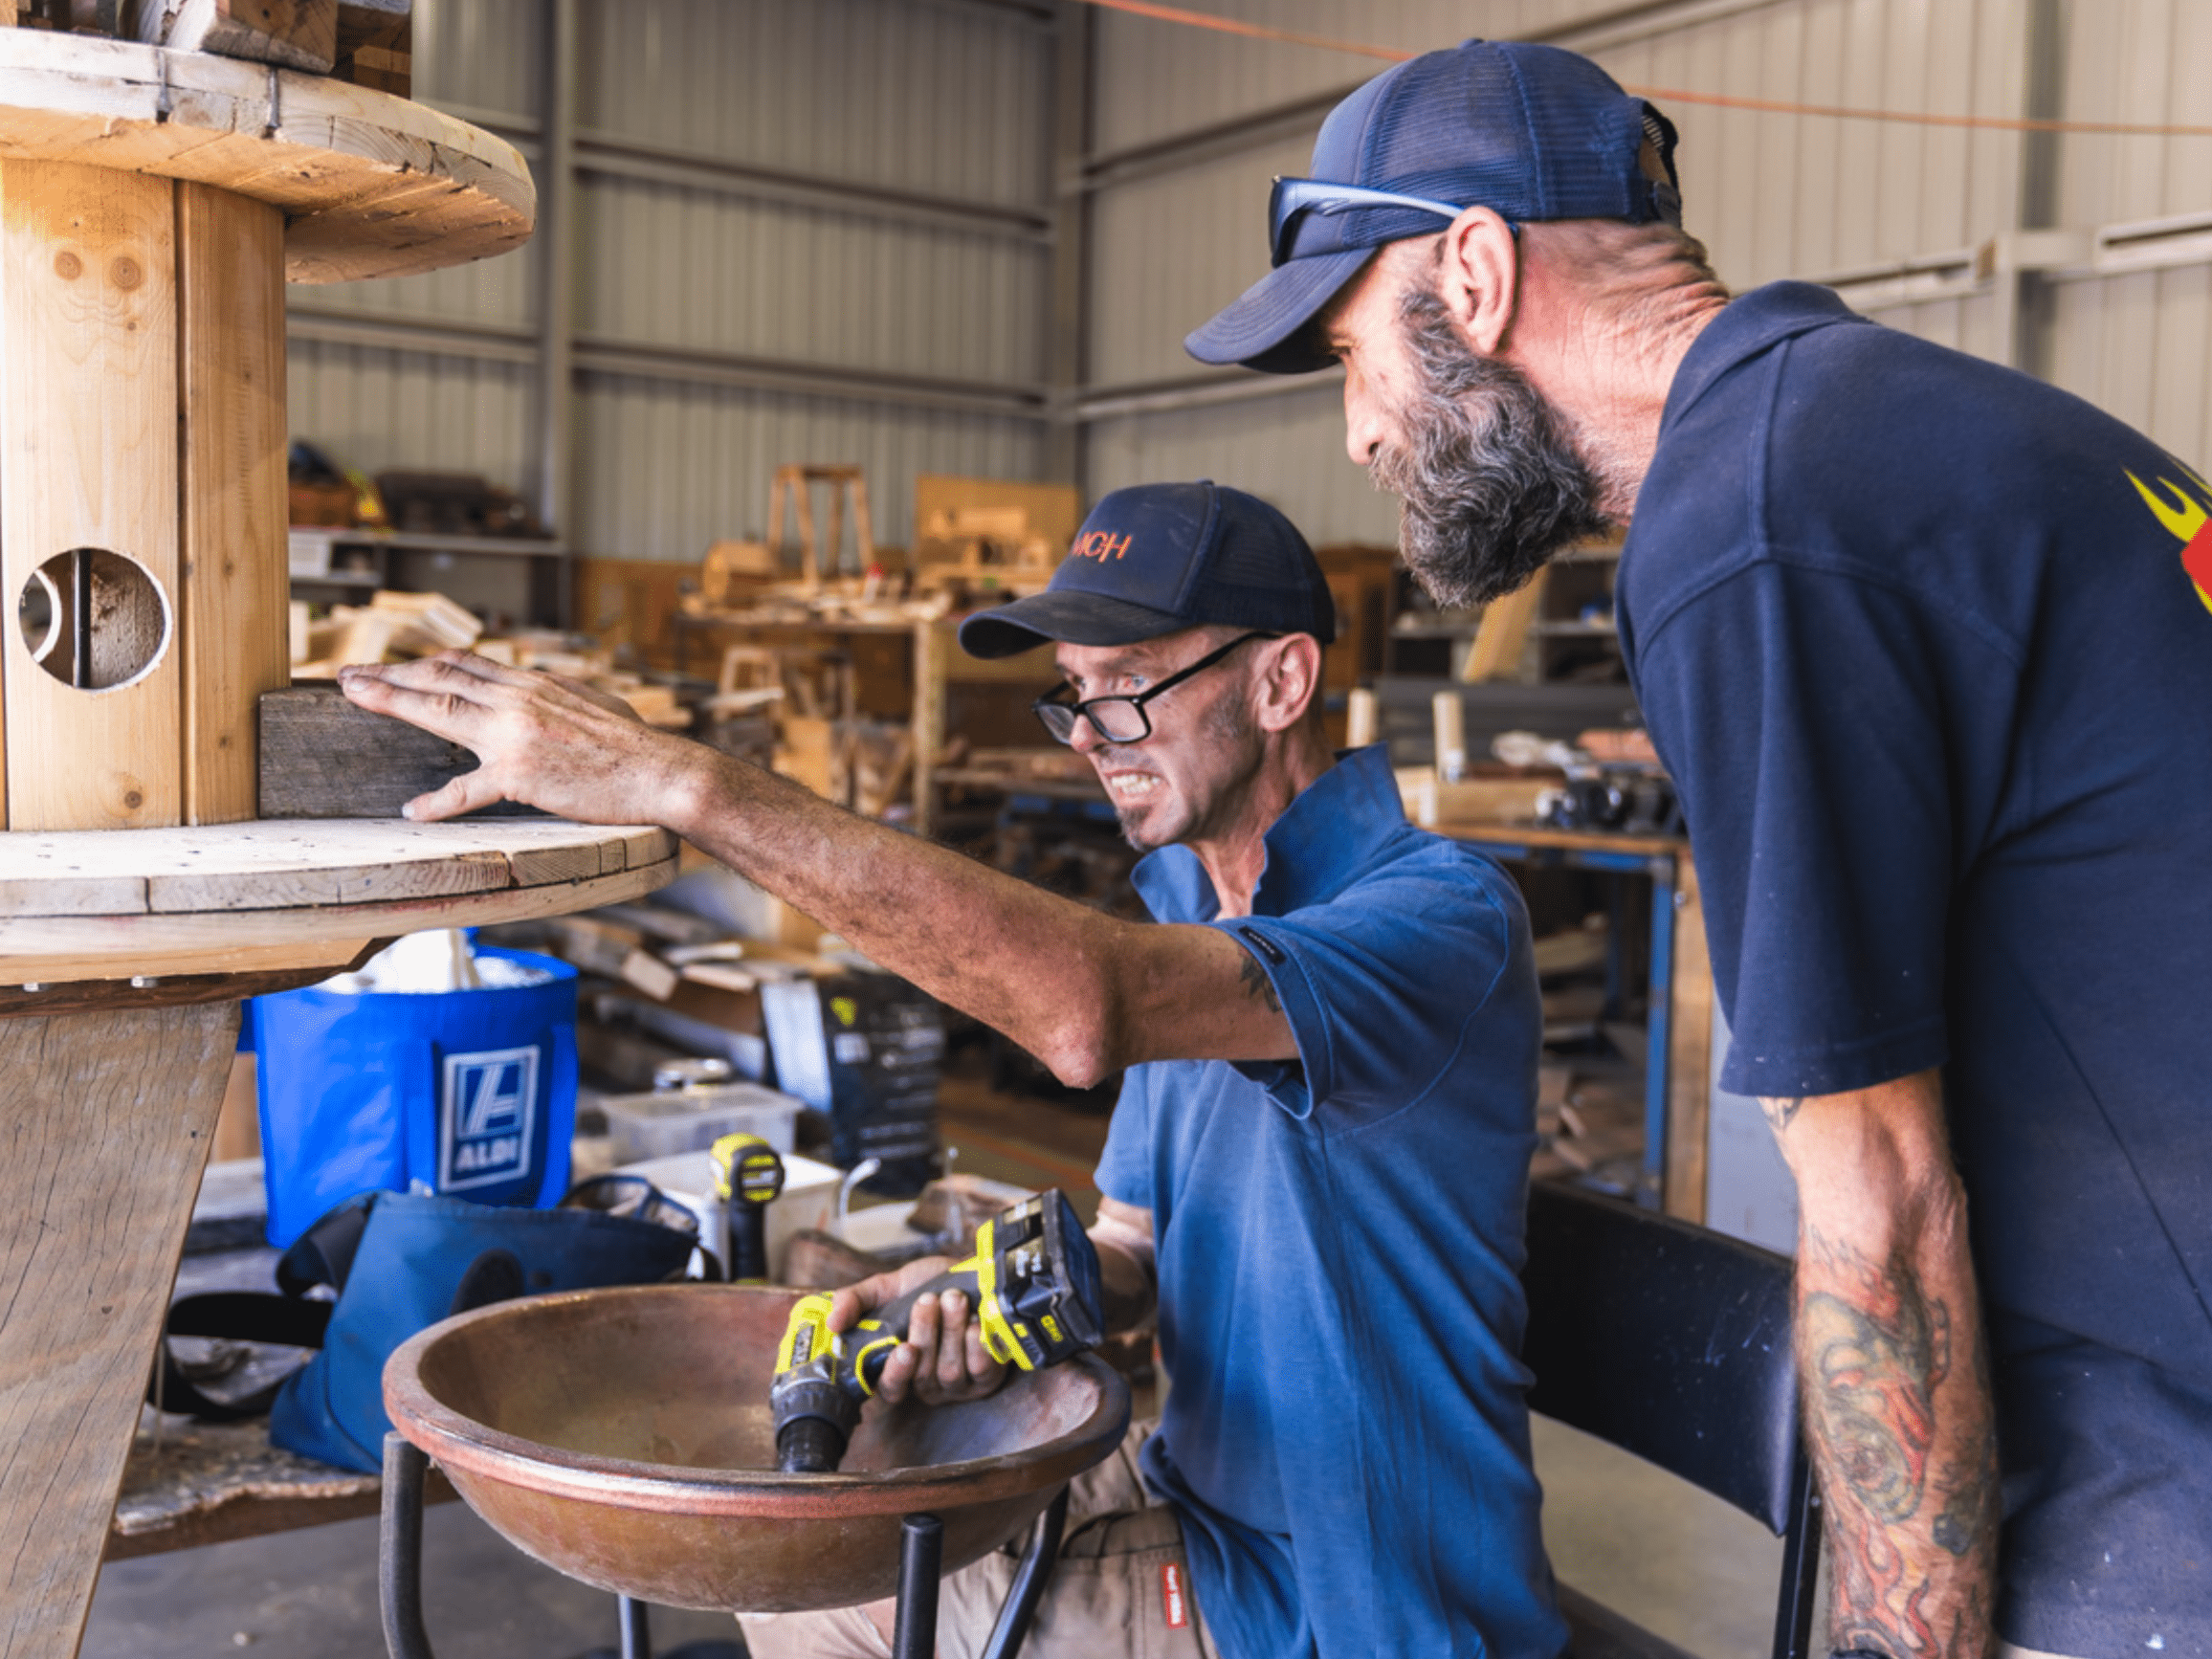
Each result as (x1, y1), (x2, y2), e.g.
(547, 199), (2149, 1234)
(1621, 282), (2212, 1655)
(1095, 744), (1566, 1659)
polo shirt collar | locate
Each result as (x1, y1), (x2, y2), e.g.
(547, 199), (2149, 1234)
(1662, 280), (1864, 434)
(1131, 744), (1407, 924)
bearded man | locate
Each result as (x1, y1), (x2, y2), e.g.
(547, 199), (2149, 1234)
(1186, 37), (2212, 1659)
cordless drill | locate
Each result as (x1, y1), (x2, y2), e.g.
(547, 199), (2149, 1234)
(768, 1188), (1105, 1474)
(711, 1132), (785, 1284)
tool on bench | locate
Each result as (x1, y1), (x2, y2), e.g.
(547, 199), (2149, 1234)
(711, 1132), (786, 1284)
(769, 1188), (1105, 1474)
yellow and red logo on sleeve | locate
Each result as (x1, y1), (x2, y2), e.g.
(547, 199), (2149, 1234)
(2127, 466), (2212, 615)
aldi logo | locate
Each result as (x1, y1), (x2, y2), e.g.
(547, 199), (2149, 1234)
(439, 1046), (540, 1192)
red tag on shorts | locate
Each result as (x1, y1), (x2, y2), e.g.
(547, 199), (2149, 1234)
(1161, 1561), (1188, 1629)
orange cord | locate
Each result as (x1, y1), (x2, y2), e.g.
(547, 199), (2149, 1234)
(1072, 0), (2212, 140)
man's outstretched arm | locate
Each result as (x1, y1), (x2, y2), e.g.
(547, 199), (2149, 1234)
(337, 653), (1296, 1084)
(1760, 1070), (1999, 1659)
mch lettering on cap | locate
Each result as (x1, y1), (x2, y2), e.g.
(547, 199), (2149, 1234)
(1071, 530), (1133, 563)
(1160, 1561), (1188, 1629)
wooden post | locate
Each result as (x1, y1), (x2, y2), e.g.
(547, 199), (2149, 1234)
(0, 1001), (239, 1658)
(911, 618), (944, 838)
(1663, 857), (1714, 1222)
(179, 184), (289, 825)
(1430, 688), (1467, 783)
(1345, 687), (1378, 750)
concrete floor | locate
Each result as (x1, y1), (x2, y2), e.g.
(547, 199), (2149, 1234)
(84, 1415), (1784, 1659)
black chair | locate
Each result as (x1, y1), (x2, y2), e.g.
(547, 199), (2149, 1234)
(1520, 1183), (1821, 1659)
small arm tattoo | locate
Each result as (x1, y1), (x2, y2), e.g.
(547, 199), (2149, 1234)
(1760, 1095), (1803, 1132)
(1237, 949), (1281, 1014)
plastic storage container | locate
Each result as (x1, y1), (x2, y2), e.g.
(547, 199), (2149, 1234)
(597, 1078), (805, 1165)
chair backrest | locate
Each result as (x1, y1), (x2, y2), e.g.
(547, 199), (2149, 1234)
(1519, 1183), (1820, 1659)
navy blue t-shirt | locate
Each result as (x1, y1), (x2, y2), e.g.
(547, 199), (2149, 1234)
(1621, 281), (2212, 1656)
(1095, 745), (1566, 1659)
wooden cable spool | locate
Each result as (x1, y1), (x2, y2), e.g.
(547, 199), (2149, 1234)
(0, 34), (654, 1656)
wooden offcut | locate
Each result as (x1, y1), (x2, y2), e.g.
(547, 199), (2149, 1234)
(0, 1000), (237, 1657)
(257, 684), (540, 820)
(123, 0), (337, 72)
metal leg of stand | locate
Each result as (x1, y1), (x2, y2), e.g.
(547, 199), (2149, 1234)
(892, 1514), (943, 1659)
(617, 1594), (653, 1659)
(381, 1431), (435, 1659)
(979, 1487), (1071, 1659)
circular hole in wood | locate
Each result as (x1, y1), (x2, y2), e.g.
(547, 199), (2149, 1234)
(16, 549), (172, 691)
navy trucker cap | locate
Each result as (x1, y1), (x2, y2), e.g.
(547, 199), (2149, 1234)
(1185, 39), (1681, 374)
(958, 481), (1336, 659)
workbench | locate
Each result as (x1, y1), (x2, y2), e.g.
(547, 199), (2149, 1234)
(1431, 822), (1713, 1221)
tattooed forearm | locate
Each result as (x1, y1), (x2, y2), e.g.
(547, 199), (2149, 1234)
(1237, 949), (1281, 1013)
(1800, 1226), (2000, 1659)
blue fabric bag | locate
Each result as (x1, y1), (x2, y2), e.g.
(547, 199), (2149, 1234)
(192, 1188), (697, 1473)
(254, 948), (579, 1247)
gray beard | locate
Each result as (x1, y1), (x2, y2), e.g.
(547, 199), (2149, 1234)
(1369, 290), (1616, 608)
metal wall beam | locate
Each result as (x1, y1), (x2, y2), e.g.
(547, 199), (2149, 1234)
(573, 132), (1052, 242)
(1043, 0), (1093, 479)
(537, 0), (581, 538)
(287, 302), (1048, 420)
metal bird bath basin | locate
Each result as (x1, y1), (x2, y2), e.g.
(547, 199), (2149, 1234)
(383, 1283), (1130, 1612)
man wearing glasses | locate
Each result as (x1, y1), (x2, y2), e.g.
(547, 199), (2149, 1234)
(341, 478), (1565, 1659)
(1183, 33), (2212, 1659)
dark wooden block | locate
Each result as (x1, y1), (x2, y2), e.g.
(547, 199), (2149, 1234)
(257, 684), (542, 819)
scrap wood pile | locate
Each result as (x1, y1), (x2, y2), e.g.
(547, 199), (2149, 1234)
(17, 0), (414, 95)
(290, 591), (693, 729)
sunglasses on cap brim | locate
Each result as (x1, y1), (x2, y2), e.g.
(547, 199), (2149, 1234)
(1268, 176), (1517, 268)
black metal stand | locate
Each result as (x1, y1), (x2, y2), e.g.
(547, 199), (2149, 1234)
(380, 1431), (1072, 1659)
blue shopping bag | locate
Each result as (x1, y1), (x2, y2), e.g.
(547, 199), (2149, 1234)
(253, 947), (578, 1247)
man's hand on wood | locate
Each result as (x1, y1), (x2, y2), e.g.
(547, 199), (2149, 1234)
(339, 651), (704, 828)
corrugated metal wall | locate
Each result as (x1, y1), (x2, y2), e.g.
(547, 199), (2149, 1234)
(286, 0), (1055, 566)
(1078, 0), (2212, 541)
(288, 1), (2212, 572)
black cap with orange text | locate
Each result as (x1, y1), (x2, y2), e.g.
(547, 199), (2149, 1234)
(957, 480), (1337, 659)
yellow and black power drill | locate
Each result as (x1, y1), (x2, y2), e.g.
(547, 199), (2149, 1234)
(768, 1188), (1105, 1474)
(711, 1132), (785, 1284)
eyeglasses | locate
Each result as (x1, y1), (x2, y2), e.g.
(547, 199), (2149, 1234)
(1270, 176), (1513, 267)
(1032, 632), (1278, 746)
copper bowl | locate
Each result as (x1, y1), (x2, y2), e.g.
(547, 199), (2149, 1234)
(384, 1283), (1130, 1612)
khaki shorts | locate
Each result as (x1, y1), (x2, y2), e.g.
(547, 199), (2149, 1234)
(740, 1419), (1218, 1659)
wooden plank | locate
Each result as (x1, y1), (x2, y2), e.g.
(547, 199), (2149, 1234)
(257, 685), (542, 821)
(180, 184), (289, 826)
(0, 940), (374, 1012)
(0, 934), (367, 988)
(146, 843), (509, 911)
(1460, 568), (1548, 683)
(0, 1000), (238, 1659)
(0, 162), (183, 830)
(1663, 856), (1714, 1224)
(124, 0), (337, 71)
(0, 855), (676, 974)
